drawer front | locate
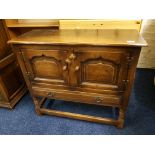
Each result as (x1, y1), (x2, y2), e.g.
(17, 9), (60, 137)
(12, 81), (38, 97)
(21, 49), (70, 86)
(32, 86), (121, 106)
(71, 47), (130, 92)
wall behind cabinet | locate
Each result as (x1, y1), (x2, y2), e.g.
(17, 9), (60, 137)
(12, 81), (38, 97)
(138, 19), (155, 69)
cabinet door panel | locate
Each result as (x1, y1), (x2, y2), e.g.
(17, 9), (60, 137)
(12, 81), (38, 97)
(0, 61), (24, 98)
(82, 59), (117, 84)
(0, 20), (12, 60)
(73, 47), (129, 92)
(21, 49), (69, 86)
(32, 56), (62, 79)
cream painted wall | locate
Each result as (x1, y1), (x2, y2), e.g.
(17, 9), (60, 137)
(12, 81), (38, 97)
(138, 20), (155, 69)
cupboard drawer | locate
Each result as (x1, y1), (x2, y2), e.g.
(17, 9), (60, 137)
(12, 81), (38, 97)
(32, 87), (122, 107)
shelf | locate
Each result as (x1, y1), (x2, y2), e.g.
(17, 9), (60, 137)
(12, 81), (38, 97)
(5, 19), (59, 28)
(7, 23), (59, 28)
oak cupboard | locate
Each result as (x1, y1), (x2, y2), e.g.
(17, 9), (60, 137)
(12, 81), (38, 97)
(9, 29), (147, 127)
(0, 20), (27, 108)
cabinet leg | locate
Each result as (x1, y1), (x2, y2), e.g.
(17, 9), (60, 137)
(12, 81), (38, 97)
(35, 107), (42, 116)
(33, 97), (42, 116)
(116, 107), (125, 128)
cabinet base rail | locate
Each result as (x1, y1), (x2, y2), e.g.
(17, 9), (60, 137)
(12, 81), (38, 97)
(40, 108), (118, 126)
(35, 97), (124, 128)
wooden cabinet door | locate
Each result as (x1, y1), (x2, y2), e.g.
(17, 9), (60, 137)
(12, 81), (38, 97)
(21, 49), (70, 86)
(0, 61), (24, 99)
(0, 20), (12, 60)
(72, 47), (129, 93)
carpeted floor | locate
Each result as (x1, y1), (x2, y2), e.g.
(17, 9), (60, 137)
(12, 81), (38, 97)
(0, 69), (155, 135)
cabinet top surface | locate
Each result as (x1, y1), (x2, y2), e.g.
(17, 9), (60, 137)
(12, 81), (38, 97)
(8, 29), (147, 47)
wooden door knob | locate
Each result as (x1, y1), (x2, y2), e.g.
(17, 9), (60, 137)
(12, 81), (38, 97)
(95, 97), (103, 103)
(47, 92), (54, 97)
(75, 66), (80, 71)
(62, 65), (67, 71)
(69, 53), (76, 60)
(65, 58), (71, 64)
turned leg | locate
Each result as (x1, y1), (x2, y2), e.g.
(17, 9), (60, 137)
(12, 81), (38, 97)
(116, 107), (125, 128)
(33, 97), (42, 116)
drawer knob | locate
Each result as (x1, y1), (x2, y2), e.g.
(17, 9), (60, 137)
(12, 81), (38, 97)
(69, 53), (76, 60)
(75, 66), (80, 71)
(47, 92), (54, 98)
(95, 97), (103, 103)
(62, 65), (67, 71)
(65, 58), (71, 64)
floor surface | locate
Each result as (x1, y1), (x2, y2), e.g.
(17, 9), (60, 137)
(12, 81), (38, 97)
(0, 69), (155, 135)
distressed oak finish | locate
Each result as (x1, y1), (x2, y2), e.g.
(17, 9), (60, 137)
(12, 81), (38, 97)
(59, 20), (142, 31)
(0, 20), (27, 109)
(4, 19), (59, 39)
(9, 29), (147, 128)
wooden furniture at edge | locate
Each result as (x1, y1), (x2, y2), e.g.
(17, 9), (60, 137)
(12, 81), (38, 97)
(4, 19), (59, 38)
(0, 19), (59, 108)
(9, 29), (147, 128)
(0, 20), (27, 108)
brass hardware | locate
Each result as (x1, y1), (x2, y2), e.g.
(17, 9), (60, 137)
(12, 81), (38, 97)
(69, 53), (76, 60)
(75, 66), (80, 71)
(127, 56), (134, 61)
(65, 58), (71, 64)
(95, 97), (103, 103)
(123, 80), (129, 90)
(47, 92), (55, 98)
(122, 80), (129, 82)
(62, 65), (67, 71)
(126, 56), (134, 69)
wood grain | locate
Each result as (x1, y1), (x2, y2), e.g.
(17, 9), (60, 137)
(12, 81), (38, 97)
(8, 29), (147, 47)
(59, 20), (141, 31)
(10, 29), (146, 127)
(0, 20), (27, 109)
